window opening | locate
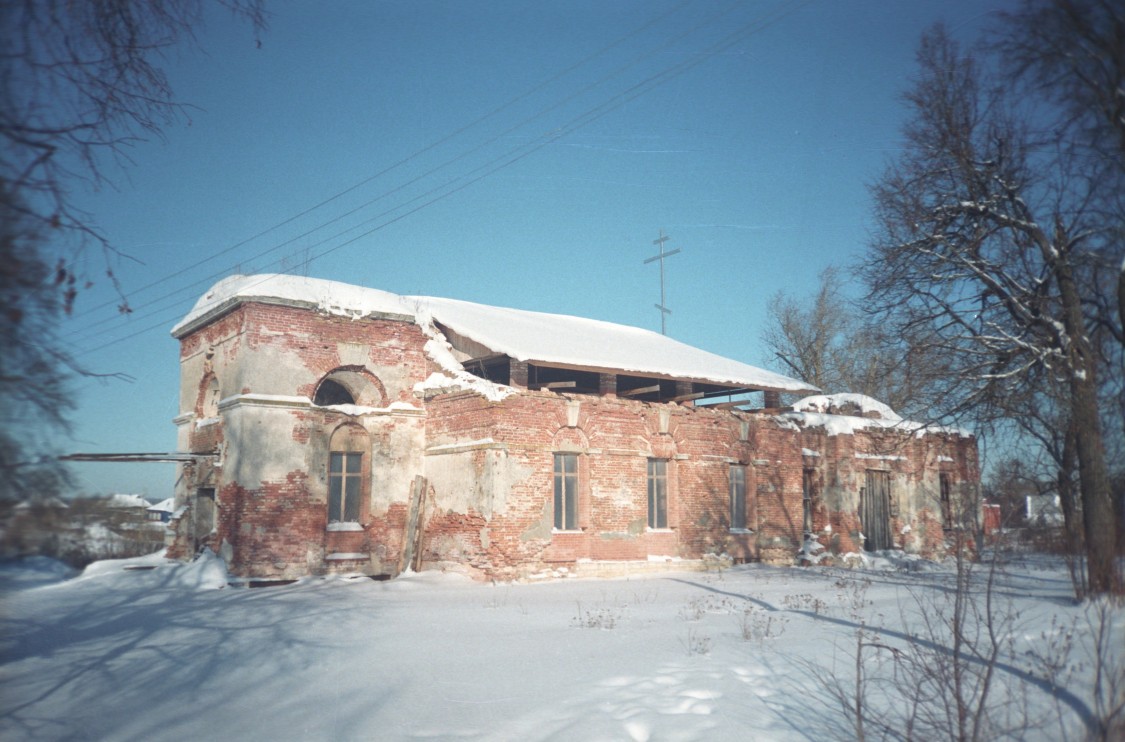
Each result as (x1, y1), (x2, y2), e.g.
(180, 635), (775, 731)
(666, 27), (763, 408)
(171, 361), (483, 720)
(730, 465), (747, 530)
(553, 453), (579, 530)
(315, 379), (355, 406)
(939, 473), (953, 528)
(802, 468), (816, 534)
(647, 459), (668, 529)
(328, 452), (362, 523)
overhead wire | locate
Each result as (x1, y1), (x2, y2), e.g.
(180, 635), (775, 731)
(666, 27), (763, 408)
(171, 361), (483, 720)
(65, 0), (749, 345)
(70, 0), (811, 359)
(64, 0), (739, 349)
(63, 0), (699, 335)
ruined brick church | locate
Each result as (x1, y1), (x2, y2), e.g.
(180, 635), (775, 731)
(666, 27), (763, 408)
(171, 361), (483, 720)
(167, 274), (979, 581)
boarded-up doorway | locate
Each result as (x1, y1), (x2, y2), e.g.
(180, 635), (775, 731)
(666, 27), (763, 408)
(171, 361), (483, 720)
(194, 487), (215, 552)
(862, 470), (891, 551)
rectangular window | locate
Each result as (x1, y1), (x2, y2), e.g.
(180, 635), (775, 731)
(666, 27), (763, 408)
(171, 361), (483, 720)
(802, 468), (816, 534)
(729, 465), (747, 530)
(328, 452), (362, 523)
(940, 473), (953, 528)
(553, 453), (579, 530)
(647, 459), (668, 529)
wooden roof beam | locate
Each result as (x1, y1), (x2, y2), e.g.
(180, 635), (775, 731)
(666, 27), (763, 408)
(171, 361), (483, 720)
(699, 400), (752, 410)
(537, 381), (577, 390)
(619, 384), (661, 397)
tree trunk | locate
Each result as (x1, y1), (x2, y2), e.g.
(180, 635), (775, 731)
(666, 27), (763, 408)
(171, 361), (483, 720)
(1055, 249), (1121, 595)
(1070, 374), (1118, 594)
(1057, 422), (1085, 598)
(1118, 260), (1124, 347)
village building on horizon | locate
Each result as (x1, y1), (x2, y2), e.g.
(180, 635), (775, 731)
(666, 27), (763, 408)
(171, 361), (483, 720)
(164, 274), (979, 582)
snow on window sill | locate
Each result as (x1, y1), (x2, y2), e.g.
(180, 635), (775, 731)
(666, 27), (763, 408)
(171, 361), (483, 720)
(646, 528), (674, 533)
(326, 553), (367, 561)
(728, 528), (754, 535)
(327, 522), (364, 532)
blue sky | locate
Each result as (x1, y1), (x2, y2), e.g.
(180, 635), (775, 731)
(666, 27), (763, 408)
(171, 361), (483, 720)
(57, 0), (1012, 497)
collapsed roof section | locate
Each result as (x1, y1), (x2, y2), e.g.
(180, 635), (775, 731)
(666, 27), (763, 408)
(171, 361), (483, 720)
(780, 393), (973, 438)
(174, 274), (819, 403)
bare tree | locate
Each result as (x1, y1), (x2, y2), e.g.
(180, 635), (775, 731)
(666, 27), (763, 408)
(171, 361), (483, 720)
(862, 23), (1121, 594)
(997, 0), (1125, 450)
(995, 0), (1125, 168)
(0, 183), (78, 500)
(2, 0), (266, 298)
(0, 0), (265, 499)
(762, 266), (855, 394)
(761, 266), (952, 417)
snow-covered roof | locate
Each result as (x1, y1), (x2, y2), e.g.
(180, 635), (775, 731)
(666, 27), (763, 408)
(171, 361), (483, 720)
(147, 498), (176, 513)
(174, 274), (818, 394)
(172, 274), (410, 336)
(413, 295), (814, 391)
(107, 493), (151, 509)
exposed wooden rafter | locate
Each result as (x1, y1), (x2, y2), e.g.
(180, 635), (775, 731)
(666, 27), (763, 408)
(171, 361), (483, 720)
(537, 381), (577, 390)
(618, 384), (661, 398)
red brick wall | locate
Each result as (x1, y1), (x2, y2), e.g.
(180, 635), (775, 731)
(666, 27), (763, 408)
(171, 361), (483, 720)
(174, 298), (981, 580)
(422, 393), (812, 576)
(219, 473), (318, 578)
(422, 390), (979, 576)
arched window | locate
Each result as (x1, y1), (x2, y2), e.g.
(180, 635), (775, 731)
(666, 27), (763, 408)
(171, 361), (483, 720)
(315, 379), (355, 406)
(553, 453), (579, 530)
(328, 425), (368, 524)
(551, 426), (589, 532)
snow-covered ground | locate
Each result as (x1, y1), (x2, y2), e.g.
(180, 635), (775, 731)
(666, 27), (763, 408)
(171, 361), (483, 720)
(1, 551), (1120, 741)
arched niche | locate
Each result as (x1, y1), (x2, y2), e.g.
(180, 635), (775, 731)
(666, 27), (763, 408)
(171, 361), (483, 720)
(199, 374), (221, 418)
(313, 366), (388, 408)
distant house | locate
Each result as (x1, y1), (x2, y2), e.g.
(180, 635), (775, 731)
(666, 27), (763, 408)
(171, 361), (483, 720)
(103, 494), (152, 531)
(1026, 494), (1064, 527)
(146, 498), (176, 523)
(166, 274), (979, 582)
(107, 493), (151, 511)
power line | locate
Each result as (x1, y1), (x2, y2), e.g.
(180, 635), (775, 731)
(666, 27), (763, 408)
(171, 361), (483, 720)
(69, 0), (811, 359)
(63, 0), (702, 336)
(65, 0), (744, 349)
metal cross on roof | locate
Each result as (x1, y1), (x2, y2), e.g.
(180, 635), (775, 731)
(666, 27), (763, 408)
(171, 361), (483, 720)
(643, 228), (680, 335)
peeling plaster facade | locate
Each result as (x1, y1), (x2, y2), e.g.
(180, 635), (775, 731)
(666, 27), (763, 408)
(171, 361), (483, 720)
(168, 281), (979, 581)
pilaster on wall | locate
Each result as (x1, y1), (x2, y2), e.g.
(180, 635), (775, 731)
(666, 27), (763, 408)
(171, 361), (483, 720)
(763, 390), (781, 409)
(675, 380), (693, 405)
(509, 359), (528, 389)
